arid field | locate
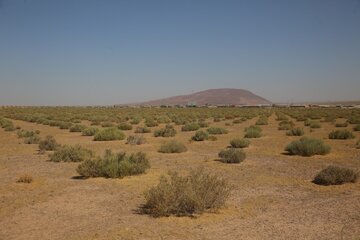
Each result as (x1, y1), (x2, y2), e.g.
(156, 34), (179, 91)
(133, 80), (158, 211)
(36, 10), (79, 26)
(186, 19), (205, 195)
(0, 107), (359, 240)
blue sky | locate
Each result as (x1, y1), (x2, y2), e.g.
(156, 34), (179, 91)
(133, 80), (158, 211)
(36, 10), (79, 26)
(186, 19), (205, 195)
(0, 0), (359, 105)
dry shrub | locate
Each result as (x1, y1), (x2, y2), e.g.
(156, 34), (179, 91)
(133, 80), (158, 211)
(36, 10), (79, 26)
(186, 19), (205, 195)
(329, 130), (355, 140)
(77, 150), (150, 178)
(230, 138), (250, 148)
(16, 174), (33, 183)
(70, 124), (87, 132)
(118, 123), (133, 130)
(154, 125), (176, 137)
(94, 128), (125, 141)
(81, 127), (99, 136)
(49, 145), (93, 162)
(142, 168), (231, 217)
(39, 135), (59, 153)
(313, 166), (358, 185)
(158, 140), (187, 153)
(218, 148), (246, 163)
(285, 137), (331, 156)
(127, 135), (146, 145)
(135, 126), (151, 133)
(181, 122), (200, 132)
(286, 127), (304, 136)
(244, 125), (262, 138)
(191, 130), (209, 141)
(207, 127), (228, 135)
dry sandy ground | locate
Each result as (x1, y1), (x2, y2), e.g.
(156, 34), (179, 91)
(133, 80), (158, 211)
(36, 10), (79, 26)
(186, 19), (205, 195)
(0, 115), (359, 240)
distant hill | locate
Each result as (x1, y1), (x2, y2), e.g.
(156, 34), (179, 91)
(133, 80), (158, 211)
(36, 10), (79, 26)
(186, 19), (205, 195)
(125, 88), (271, 106)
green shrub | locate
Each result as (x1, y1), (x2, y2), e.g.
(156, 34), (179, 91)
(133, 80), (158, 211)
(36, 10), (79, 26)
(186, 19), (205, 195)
(70, 124), (86, 132)
(286, 127), (304, 136)
(335, 122), (348, 128)
(127, 135), (146, 145)
(17, 130), (37, 138)
(244, 125), (262, 138)
(49, 145), (94, 162)
(181, 123), (200, 132)
(77, 150), (150, 178)
(118, 123), (133, 130)
(145, 119), (158, 127)
(313, 166), (358, 185)
(328, 130), (355, 140)
(218, 148), (246, 163)
(285, 137), (331, 156)
(278, 120), (294, 130)
(39, 135), (59, 153)
(198, 121), (209, 128)
(81, 127), (99, 136)
(230, 138), (250, 148)
(255, 116), (268, 125)
(191, 130), (209, 141)
(58, 121), (73, 129)
(353, 125), (360, 131)
(94, 128), (125, 141)
(158, 140), (187, 153)
(142, 168), (231, 217)
(207, 127), (228, 135)
(135, 126), (151, 133)
(24, 135), (41, 144)
(154, 125), (176, 137)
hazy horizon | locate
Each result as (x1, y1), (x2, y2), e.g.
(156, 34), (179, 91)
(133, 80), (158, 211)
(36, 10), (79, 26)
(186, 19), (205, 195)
(1, 0), (360, 106)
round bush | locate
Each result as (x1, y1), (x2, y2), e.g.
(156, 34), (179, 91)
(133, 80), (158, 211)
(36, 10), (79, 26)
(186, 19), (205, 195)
(313, 166), (358, 185)
(207, 127), (228, 135)
(50, 145), (94, 162)
(38, 135), (59, 153)
(81, 127), (99, 136)
(230, 138), (250, 148)
(285, 137), (331, 156)
(218, 148), (246, 163)
(244, 125), (262, 138)
(154, 125), (176, 137)
(181, 122), (200, 132)
(158, 140), (187, 153)
(191, 130), (209, 141)
(286, 127), (304, 136)
(143, 168), (231, 217)
(94, 128), (125, 141)
(118, 123), (133, 130)
(329, 130), (355, 140)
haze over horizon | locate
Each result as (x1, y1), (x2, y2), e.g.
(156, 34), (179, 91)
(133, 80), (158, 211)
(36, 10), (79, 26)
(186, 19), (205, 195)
(1, 0), (360, 106)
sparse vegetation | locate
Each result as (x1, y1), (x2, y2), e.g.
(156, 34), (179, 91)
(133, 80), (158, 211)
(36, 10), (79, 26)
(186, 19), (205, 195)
(218, 148), (246, 163)
(81, 127), (99, 136)
(38, 135), (59, 153)
(126, 135), (146, 145)
(313, 166), (358, 185)
(255, 116), (268, 125)
(230, 138), (250, 148)
(244, 125), (262, 138)
(191, 130), (209, 141)
(335, 122), (348, 128)
(77, 150), (150, 178)
(158, 140), (187, 153)
(70, 124), (86, 132)
(286, 127), (304, 136)
(154, 125), (176, 137)
(353, 124), (360, 131)
(16, 174), (33, 183)
(285, 137), (331, 156)
(278, 120), (294, 130)
(207, 127), (228, 135)
(94, 128), (125, 141)
(118, 123), (133, 130)
(142, 168), (231, 217)
(181, 122), (200, 132)
(49, 145), (94, 162)
(328, 130), (355, 140)
(135, 126), (151, 133)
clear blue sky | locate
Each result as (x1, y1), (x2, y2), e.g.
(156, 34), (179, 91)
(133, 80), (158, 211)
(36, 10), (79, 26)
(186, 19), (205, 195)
(0, 0), (359, 105)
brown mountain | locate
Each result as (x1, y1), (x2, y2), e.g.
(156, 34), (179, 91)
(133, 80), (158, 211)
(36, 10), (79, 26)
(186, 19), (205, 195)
(126, 88), (271, 106)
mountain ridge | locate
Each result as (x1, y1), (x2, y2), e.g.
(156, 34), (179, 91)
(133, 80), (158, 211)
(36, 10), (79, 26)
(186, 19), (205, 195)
(124, 88), (271, 106)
